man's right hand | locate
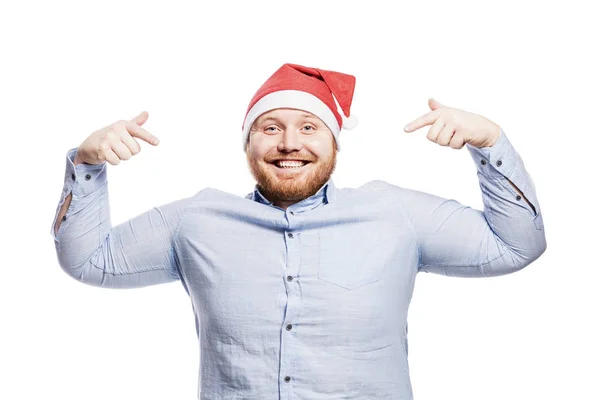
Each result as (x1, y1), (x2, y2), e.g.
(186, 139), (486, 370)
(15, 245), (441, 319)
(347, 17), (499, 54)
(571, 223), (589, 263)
(75, 111), (160, 165)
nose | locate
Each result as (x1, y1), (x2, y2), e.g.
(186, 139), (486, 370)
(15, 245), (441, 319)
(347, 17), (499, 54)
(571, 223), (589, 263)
(277, 128), (303, 152)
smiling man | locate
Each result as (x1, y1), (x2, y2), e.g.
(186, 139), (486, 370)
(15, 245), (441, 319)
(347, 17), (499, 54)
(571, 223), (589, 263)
(241, 63), (352, 211)
(245, 108), (337, 209)
(51, 63), (547, 399)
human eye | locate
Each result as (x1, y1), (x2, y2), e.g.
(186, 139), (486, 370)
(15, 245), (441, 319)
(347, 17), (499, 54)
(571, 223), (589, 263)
(302, 124), (316, 132)
(265, 126), (279, 133)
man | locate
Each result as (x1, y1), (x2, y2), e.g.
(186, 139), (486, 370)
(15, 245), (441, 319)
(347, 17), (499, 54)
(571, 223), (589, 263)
(51, 63), (546, 399)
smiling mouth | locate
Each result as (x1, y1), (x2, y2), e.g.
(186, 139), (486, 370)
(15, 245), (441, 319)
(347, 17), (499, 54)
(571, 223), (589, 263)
(269, 160), (311, 169)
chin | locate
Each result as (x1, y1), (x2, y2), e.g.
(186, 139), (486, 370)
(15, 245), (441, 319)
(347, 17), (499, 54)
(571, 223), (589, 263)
(247, 157), (336, 203)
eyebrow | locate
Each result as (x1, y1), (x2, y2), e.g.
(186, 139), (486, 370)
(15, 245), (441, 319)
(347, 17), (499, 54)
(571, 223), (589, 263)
(256, 113), (319, 125)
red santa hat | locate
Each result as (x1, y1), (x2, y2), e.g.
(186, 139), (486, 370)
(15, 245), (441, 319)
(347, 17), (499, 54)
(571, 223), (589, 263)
(242, 63), (357, 152)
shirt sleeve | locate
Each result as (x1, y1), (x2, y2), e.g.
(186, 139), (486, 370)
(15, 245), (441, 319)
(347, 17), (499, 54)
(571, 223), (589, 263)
(50, 147), (194, 288)
(388, 129), (547, 277)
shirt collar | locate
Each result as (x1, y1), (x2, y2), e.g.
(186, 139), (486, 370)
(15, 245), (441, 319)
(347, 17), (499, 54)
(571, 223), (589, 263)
(246, 177), (336, 213)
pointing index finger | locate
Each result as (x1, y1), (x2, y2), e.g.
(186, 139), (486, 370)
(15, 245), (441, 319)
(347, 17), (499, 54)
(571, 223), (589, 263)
(125, 123), (160, 145)
(404, 110), (440, 132)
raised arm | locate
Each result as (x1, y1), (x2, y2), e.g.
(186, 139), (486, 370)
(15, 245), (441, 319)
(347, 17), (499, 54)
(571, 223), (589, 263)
(394, 98), (547, 277)
(50, 111), (197, 288)
(50, 147), (194, 288)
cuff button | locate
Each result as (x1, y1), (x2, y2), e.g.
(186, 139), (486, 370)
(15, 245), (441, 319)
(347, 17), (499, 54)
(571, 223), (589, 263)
(496, 160), (503, 167)
(71, 173), (75, 180)
(85, 174), (91, 181)
(480, 159), (487, 165)
(516, 195), (521, 201)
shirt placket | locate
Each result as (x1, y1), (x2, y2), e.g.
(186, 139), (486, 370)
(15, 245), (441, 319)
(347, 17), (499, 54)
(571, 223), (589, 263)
(279, 209), (302, 399)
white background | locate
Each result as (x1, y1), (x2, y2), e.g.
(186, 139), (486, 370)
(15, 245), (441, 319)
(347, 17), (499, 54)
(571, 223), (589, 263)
(1, 1), (598, 399)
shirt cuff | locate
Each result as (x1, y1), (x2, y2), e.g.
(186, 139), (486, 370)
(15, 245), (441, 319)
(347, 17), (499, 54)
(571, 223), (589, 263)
(466, 128), (517, 179)
(51, 148), (108, 241)
(64, 147), (107, 198)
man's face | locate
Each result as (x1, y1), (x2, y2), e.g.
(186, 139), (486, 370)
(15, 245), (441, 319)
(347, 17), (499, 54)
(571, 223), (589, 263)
(246, 108), (337, 205)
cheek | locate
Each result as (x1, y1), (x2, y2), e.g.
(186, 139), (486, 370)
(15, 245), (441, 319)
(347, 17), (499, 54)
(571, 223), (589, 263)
(248, 137), (273, 157)
(307, 137), (334, 158)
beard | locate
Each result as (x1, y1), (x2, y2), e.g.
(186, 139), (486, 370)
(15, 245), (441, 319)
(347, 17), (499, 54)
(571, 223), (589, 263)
(246, 149), (337, 204)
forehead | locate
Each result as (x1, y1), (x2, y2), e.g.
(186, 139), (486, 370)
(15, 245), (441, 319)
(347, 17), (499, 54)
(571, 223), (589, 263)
(255, 108), (321, 124)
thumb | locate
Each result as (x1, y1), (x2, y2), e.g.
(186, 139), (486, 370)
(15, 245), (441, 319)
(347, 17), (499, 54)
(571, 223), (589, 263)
(428, 98), (445, 110)
(130, 111), (149, 126)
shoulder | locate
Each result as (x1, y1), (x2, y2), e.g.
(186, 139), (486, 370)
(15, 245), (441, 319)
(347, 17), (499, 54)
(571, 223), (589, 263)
(185, 186), (258, 210)
(184, 187), (236, 205)
(353, 179), (447, 207)
(331, 180), (408, 208)
(354, 179), (408, 198)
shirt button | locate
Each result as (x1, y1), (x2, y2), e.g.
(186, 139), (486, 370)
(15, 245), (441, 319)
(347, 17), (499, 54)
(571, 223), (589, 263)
(290, 211), (295, 215)
(85, 174), (92, 181)
(286, 324), (293, 331)
(62, 215), (67, 221)
(284, 376), (291, 383)
(287, 275), (293, 282)
(71, 173), (76, 180)
(496, 160), (502, 167)
(287, 232), (294, 238)
(480, 159), (487, 165)
(516, 195), (522, 201)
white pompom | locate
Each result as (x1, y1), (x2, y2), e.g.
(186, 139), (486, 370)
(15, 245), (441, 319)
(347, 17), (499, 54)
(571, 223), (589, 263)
(342, 114), (358, 130)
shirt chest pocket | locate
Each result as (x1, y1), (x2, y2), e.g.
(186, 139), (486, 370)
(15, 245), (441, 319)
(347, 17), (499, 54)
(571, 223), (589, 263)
(317, 230), (391, 290)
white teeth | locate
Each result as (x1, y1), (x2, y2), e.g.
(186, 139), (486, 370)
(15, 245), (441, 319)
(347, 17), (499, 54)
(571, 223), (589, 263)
(276, 160), (305, 168)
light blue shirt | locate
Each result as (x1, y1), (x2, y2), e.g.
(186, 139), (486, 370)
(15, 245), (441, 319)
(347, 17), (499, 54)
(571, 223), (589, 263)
(50, 129), (546, 399)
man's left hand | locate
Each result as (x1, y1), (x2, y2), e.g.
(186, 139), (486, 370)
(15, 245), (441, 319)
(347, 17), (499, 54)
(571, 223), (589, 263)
(403, 98), (501, 149)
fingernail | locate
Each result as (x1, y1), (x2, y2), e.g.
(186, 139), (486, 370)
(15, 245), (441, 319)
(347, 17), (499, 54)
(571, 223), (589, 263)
(153, 138), (160, 145)
(404, 125), (410, 131)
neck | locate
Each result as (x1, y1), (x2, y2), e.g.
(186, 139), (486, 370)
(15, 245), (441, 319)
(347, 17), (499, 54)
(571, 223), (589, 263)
(272, 199), (296, 210)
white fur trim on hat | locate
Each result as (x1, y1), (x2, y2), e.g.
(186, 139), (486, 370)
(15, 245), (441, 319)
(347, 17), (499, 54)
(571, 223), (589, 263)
(242, 90), (341, 152)
(342, 114), (358, 130)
